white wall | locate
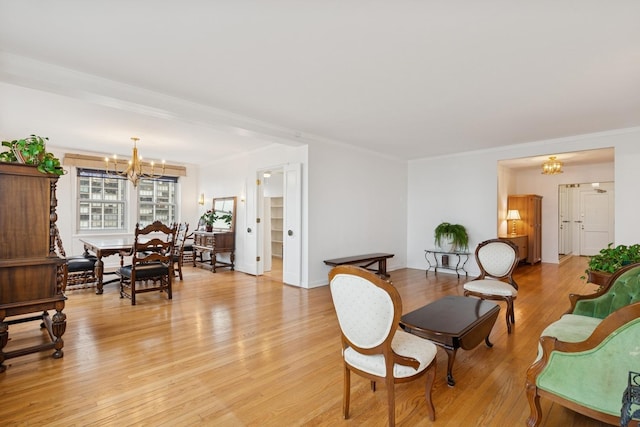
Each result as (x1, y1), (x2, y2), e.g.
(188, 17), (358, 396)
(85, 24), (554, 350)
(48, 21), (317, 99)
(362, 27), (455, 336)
(407, 127), (640, 276)
(307, 141), (408, 287)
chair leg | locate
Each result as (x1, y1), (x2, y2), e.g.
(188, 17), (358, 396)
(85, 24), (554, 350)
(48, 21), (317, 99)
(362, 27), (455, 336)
(177, 259), (183, 280)
(343, 364), (350, 419)
(386, 377), (395, 427)
(505, 298), (514, 333)
(424, 358), (437, 421)
(525, 380), (542, 426)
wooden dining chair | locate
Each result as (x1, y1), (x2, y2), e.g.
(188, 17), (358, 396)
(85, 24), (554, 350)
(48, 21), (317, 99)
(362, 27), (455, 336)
(328, 265), (437, 426)
(117, 221), (176, 305)
(171, 222), (189, 280)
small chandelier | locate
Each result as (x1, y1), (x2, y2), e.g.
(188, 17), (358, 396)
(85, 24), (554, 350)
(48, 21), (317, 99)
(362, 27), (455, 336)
(541, 156), (563, 175)
(104, 137), (165, 187)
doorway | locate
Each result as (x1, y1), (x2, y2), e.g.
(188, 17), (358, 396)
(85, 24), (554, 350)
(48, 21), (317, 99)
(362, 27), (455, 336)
(558, 182), (614, 258)
(262, 168), (284, 282)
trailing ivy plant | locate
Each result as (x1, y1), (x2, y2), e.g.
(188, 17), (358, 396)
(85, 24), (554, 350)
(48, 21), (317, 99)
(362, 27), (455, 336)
(0, 135), (65, 176)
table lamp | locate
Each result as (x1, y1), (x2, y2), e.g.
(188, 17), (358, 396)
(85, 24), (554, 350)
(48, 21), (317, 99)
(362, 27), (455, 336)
(506, 209), (521, 235)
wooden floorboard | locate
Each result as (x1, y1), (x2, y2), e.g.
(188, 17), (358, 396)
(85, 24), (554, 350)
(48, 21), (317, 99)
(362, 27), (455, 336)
(0, 256), (616, 426)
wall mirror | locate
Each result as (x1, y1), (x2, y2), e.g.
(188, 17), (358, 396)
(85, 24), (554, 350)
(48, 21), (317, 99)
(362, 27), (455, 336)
(212, 196), (237, 232)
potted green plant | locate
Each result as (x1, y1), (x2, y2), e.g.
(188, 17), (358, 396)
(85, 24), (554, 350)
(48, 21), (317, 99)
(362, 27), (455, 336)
(582, 243), (640, 285)
(434, 222), (469, 252)
(0, 135), (65, 176)
(200, 210), (218, 232)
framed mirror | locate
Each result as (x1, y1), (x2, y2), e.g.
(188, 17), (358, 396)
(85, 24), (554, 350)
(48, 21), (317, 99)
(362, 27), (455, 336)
(211, 196), (236, 232)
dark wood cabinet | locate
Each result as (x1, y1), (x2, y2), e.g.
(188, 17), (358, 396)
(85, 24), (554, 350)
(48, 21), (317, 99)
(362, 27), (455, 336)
(0, 163), (67, 372)
(192, 231), (235, 273)
(508, 194), (542, 265)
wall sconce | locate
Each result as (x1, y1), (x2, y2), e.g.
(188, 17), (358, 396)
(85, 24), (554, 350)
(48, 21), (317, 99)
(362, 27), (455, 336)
(506, 209), (521, 235)
(198, 193), (205, 205)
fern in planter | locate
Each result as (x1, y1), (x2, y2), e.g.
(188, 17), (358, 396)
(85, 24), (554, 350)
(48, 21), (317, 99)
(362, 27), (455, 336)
(434, 222), (469, 252)
(0, 135), (65, 176)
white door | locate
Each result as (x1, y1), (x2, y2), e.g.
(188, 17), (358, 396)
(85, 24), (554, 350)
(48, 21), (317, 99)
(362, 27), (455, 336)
(579, 186), (614, 256)
(558, 186), (572, 255)
(282, 163), (302, 286)
(243, 177), (259, 275)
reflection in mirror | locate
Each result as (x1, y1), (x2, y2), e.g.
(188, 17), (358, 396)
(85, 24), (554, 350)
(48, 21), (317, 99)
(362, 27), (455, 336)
(212, 196), (236, 232)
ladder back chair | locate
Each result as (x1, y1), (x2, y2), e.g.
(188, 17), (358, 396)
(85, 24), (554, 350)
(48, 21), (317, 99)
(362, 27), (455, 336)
(172, 222), (189, 280)
(117, 221), (177, 305)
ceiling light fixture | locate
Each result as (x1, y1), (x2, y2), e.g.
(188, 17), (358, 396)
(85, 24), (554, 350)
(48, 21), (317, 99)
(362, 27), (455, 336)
(104, 137), (165, 187)
(541, 156), (563, 175)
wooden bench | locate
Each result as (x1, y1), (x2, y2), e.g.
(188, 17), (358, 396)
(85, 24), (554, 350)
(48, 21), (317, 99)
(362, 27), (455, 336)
(323, 253), (394, 278)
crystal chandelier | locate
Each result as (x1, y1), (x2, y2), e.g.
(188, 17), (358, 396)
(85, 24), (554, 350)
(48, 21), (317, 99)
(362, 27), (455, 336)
(541, 156), (563, 175)
(104, 137), (165, 187)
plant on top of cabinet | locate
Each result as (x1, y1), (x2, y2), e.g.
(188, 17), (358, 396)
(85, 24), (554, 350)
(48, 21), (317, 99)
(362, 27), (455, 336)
(0, 135), (65, 176)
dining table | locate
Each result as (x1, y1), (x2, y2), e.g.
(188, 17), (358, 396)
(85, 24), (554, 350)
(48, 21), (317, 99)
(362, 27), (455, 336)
(80, 237), (136, 294)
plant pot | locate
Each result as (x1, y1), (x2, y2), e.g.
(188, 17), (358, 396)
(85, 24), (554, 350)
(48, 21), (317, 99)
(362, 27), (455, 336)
(206, 225), (213, 232)
(587, 270), (612, 287)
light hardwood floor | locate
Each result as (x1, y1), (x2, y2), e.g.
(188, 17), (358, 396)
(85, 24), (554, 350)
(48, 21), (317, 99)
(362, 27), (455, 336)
(1, 256), (615, 426)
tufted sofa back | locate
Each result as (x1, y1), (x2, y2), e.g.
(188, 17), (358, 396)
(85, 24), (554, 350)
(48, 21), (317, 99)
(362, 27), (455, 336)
(574, 263), (640, 319)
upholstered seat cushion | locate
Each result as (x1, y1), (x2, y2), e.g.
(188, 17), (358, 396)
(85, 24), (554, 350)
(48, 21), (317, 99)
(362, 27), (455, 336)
(118, 262), (169, 279)
(535, 314), (602, 362)
(67, 256), (97, 273)
(463, 279), (518, 297)
(344, 329), (437, 378)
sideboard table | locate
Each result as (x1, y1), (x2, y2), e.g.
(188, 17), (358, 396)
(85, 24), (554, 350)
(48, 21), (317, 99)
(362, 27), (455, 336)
(424, 249), (470, 278)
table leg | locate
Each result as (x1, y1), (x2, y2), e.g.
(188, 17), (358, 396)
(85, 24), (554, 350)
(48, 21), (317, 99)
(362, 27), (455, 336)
(94, 256), (104, 295)
(485, 335), (494, 347)
(379, 258), (388, 277)
(444, 347), (458, 386)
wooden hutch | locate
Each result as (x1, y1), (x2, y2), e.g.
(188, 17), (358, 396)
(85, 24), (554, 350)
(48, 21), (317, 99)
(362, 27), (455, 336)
(0, 163), (67, 372)
(507, 194), (542, 265)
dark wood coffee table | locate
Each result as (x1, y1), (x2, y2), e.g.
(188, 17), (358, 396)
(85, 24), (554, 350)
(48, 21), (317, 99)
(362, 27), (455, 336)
(400, 295), (500, 386)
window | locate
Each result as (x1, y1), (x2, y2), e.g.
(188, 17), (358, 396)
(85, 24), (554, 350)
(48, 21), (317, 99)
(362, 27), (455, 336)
(137, 177), (178, 227)
(78, 169), (127, 231)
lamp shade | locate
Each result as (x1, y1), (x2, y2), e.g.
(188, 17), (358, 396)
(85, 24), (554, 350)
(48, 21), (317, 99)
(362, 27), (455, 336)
(506, 210), (521, 220)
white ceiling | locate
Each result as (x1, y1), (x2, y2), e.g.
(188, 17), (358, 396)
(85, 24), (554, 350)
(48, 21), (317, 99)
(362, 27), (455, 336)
(1, 1), (639, 166)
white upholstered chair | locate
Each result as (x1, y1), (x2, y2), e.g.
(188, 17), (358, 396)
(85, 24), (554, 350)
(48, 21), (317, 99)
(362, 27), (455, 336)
(328, 265), (437, 426)
(463, 239), (520, 333)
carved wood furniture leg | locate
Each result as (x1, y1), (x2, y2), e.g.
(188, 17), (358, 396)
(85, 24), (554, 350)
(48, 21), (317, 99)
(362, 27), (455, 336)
(525, 381), (542, 427)
(51, 302), (66, 359)
(0, 310), (7, 373)
(444, 346), (457, 386)
(94, 256), (104, 295)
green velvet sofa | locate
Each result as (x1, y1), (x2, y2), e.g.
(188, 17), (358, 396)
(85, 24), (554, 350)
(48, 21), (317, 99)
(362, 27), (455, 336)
(525, 262), (640, 427)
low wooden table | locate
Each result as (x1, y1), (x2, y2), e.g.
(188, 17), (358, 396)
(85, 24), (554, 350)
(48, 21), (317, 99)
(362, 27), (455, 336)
(323, 253), (394, 278)
(400, 295), (500, 386)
